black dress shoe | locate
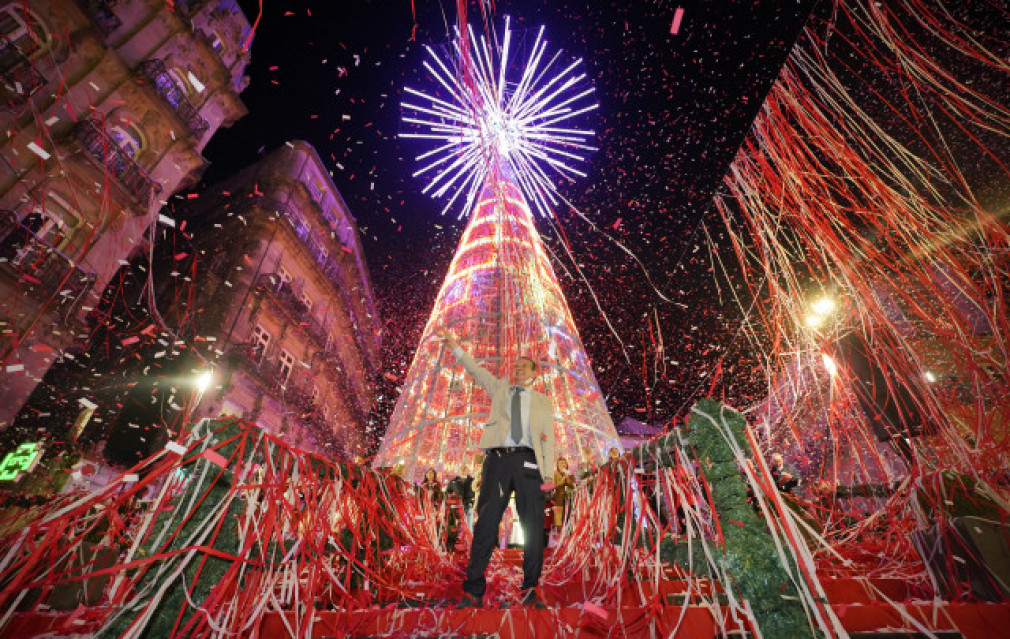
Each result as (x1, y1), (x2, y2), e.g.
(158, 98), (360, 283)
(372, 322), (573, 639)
(521, 589), (547, 609)
(456, 593), (482, 609)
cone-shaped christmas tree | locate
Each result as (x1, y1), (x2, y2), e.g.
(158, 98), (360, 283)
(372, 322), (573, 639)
(374, 17), (618, 481)
(374, 176), (620, 481)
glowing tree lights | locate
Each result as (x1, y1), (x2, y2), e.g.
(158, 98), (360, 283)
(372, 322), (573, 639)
(374, 19), (618, 481)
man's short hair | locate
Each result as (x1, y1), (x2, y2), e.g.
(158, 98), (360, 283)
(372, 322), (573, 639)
(517, 356), (538, 371)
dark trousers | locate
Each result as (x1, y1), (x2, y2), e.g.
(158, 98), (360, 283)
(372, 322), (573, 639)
(463, 448), (544, 598)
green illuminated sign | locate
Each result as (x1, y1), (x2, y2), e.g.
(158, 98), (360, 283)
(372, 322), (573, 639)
(0, 442), (44, 482)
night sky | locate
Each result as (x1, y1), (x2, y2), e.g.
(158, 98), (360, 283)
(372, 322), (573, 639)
(200, 0), (818, 447)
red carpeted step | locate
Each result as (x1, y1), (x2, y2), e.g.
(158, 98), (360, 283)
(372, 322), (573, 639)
(260, 604), (752, 638)
(822, 577), (931, 604)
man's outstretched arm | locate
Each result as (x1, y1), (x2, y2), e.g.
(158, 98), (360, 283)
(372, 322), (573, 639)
(439, 329), (499, 393)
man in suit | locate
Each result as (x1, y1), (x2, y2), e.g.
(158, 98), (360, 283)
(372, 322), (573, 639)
(439, 329), (555, 608)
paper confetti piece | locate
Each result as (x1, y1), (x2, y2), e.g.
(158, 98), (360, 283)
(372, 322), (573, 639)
(5, 364), (24, 373)
(27, 142), (50, 160)
(583, 602), (609, 620)
(187, 71), (206, 93)
(78, 397), (98, 410)
(123, 474), (139, 483)
(670, 7), (685, 35)
(158, 214), (176, 227)
(202, 449), (229, 468)
(165, 441), (187, 455)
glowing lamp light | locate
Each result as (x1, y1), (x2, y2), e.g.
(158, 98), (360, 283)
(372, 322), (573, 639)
(811, 297), (835, 316)
(821, 353), (838, 376)
(805, 296), (836, 329)
(195, 370), (213, 393)
(924, 371), (937, 383)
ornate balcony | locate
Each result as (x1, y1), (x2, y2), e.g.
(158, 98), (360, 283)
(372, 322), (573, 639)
(73, 0), (122, 37)
(255, 274), (329, 346)
(300, 410), (354, 461)
(252, 196), (377, 373)
(227, 342), (362, 459)
(138, 59), (210, 139)
(0, 210), (96, 303)
(70, 116), (161, 205)
(254, 273), (365, 416)
(0, 35), (47, 108)
(230, 344), (313, 408)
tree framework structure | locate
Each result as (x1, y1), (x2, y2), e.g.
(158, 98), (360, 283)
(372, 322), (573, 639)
(373, 175), (620, 481)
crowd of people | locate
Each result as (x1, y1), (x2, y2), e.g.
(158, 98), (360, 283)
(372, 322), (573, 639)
(411, 445), (803, 551)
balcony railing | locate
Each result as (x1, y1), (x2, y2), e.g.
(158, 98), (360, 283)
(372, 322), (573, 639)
(301, 411), (354, 461)
(138, 59), (210, 139)
(255, 273), (329, 347)
(230, 345), (312, 407)
(73, 0), (122, 37)
(0, 211), (96, 302)
(253, 273), (366, 419)
(251, 196), (378, 373)
(228, 343), (363, 459)
(70, 116), (161, 205)
(0, 35), (47, 108)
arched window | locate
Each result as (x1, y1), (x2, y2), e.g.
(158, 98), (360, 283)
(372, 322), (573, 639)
(250, 324), (271, 365)
(209, 31), (225, 55)
(108, 123), (145, 158)
(167, 67), (190, 94)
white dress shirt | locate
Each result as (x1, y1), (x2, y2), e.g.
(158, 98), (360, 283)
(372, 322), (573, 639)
(503, 384), (533, 449)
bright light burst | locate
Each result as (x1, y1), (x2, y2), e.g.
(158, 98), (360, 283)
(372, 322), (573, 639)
(401, 16), (598, 218)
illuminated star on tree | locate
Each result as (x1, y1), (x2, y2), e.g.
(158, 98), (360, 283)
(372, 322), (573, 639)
(401, 16), (598, 218)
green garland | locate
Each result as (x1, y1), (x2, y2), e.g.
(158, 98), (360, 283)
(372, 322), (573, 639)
(99, 418), (250, 639)
(644, 399), (817, 638)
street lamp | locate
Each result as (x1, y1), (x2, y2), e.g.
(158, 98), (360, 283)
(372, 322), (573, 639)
(805, 296), (837, 330)
(195, 370), (213, 394)
(184, 369), (214, 427)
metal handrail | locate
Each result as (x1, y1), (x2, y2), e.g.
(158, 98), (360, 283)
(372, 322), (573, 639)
(70, 116), (161, 205)
(137, 59), (210, 139)
(0, 210), (96, 300)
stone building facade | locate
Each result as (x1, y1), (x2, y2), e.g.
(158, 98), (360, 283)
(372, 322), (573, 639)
(0, 0), (251, 427)
(178, 141), (381, 458)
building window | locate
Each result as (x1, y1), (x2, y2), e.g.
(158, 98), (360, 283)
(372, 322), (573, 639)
(277, 267), (292, 288)
(0, 5), (50, 62)
(168, 67), (190, 93)
(250, 325), (271, 364)
(149, 67), (191, 109)
(209, 31), (225, 54)
(300, 291), (313, 312)
(0, 195), (74, 268)
(278, 349), (295, 382)
(107, 123), (145, 158)
(307, 179), (324, 203)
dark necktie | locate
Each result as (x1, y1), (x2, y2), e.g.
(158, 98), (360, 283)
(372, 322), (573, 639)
(510, 386), (523, 445)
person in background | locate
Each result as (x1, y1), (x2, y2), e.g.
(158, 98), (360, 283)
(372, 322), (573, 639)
(552, 457), (575, 532)
(421, 467), (442, 504)
(769, 453), (800, 494)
